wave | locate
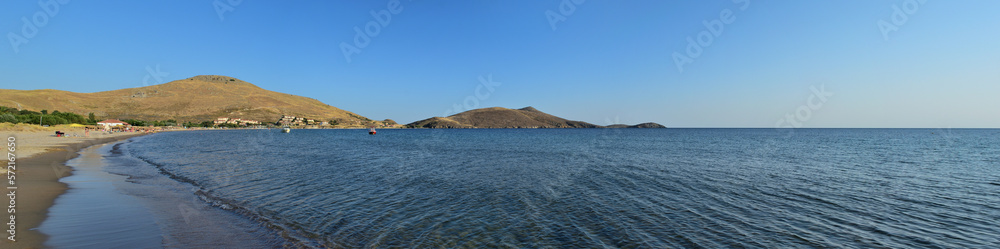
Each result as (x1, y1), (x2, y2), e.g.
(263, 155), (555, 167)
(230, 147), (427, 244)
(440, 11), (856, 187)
(118, 138), (326, 248)
(115, 129), (1000, 248)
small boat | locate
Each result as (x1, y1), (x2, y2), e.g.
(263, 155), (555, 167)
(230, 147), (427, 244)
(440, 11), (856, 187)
(368, 127), (376, 135)
(282, 126), (291, 133)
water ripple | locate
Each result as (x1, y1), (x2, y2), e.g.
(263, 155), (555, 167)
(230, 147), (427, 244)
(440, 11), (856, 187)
(119, 129), (1000, 248)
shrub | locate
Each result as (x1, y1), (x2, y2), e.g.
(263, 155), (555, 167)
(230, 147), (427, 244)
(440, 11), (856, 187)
(16, 114), (38, 124)
(0, 114), (16, 124)
(122, 119), (147, 126)
(51, 112), (86, 124)
(40, 116), (67, 126)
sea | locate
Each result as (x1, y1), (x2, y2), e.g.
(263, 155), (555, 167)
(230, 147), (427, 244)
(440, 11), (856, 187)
(41, 128), (1000, 248)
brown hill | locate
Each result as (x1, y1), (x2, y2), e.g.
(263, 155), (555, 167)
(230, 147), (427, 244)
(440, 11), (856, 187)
(0, 75), (372, 124)
(407, 106), (600, 128)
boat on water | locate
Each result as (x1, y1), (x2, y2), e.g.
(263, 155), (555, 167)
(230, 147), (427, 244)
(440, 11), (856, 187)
(282, 127), (291, 133)
(368, 127), (376, 135)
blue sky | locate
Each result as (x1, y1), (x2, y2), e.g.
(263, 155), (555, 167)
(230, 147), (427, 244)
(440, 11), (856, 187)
(1, 1), (998, 127)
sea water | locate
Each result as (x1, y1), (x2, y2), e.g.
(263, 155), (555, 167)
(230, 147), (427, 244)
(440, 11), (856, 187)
(101, 129), (1000, 247)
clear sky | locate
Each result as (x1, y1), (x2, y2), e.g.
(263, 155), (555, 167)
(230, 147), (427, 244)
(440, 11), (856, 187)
(1, 1), (998, 127)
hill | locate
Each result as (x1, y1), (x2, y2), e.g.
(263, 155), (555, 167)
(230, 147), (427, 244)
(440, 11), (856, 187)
(0, 75), (373, 125)
(407, 106), (602, 128)
(606, 122), (667, 128)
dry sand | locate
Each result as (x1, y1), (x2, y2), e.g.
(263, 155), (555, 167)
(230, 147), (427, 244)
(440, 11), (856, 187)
(0, 124), (152, 249)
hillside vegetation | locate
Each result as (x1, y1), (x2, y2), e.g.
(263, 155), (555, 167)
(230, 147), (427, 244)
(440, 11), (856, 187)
(407, 107), (602, 128)
(0, 75), (372, 125)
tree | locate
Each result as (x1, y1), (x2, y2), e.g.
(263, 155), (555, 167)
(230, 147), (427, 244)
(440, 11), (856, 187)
(40, 110), (48, 115)
(122, 119), (146, 126)
(51, 112), (85, 124)
(88, 113), (96, 122)
(200, 121), (214, 127)
(40, 116), (67, 126)
(0, 114), (16, 124)
(16, 114), (37, 124)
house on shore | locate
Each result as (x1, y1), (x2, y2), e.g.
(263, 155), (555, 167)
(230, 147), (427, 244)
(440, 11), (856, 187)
(215, 117), (262, 126)
(96, 119), (129, 129)
(278, 115), (306, 126)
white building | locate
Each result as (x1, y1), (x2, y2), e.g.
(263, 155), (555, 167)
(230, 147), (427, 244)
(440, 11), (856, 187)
(96, 119), (128, 129)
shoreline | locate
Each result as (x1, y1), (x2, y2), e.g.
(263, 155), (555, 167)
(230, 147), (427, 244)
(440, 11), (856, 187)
(51, 131), (288, 247)
(1, 130), (150, 249)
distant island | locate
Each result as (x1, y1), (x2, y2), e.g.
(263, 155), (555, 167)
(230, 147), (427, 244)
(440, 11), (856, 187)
(0, 75), (664, 129)
(604, 122), (668, 128)
(407, 106), (664, 129)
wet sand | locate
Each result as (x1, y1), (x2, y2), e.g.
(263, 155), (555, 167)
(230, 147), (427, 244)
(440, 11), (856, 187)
(37, 135), (286, 248)
(0, 129), (148, 249)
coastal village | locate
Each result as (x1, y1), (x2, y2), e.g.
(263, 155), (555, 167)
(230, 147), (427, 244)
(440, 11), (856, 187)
(0, 76), (662, 249)
(0, 75), (661, 132)
(83, 114), (400, 131)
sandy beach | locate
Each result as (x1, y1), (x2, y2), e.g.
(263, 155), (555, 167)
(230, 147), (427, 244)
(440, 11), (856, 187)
(1, 124), (151, 249)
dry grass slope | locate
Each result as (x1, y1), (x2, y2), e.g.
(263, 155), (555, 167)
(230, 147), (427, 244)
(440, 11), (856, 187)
(0, 75), (371, 124)
(407, 106), (601, 128)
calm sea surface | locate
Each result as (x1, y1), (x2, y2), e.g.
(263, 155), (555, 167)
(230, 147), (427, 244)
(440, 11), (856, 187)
(115, 128), (999, 248)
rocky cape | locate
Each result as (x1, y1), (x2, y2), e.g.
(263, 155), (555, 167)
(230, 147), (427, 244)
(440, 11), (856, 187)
(605, 122), (667, 128)
(406, 107), (665, 129)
